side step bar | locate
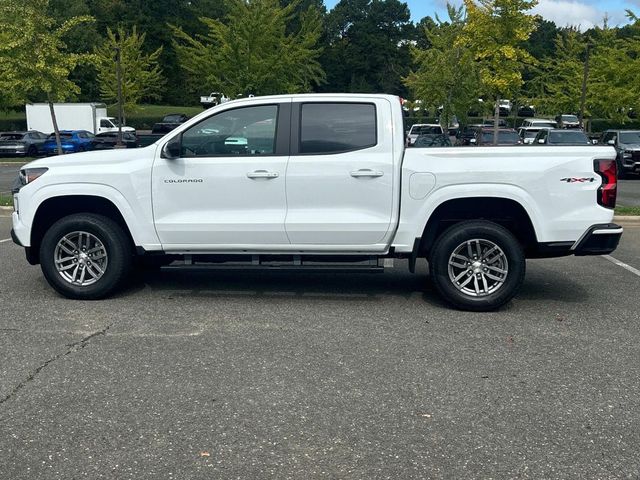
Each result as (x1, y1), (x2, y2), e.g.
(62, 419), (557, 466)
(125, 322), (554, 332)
(160, 254), (393, 274)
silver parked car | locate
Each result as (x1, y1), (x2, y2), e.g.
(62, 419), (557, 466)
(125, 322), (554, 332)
(0, 130), (48, 157)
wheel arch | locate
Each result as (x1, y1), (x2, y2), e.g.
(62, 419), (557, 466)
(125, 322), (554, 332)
(29, 195), (135, 264)
(416, 197), (538, 260)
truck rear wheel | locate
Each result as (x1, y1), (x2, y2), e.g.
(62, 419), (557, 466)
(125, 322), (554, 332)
(40, 214), (132, 299)
(429, 221), (525, 311)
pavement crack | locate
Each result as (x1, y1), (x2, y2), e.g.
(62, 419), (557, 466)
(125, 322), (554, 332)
(0, 324), (111, 406)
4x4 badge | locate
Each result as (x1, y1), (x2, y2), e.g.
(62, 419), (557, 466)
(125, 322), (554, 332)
(560, 177), (595, 183)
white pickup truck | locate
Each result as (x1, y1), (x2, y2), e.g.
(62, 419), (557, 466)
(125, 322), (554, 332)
(11, 94), (622, 311)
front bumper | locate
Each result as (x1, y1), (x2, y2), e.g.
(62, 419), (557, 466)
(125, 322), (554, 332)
(573, 223), (623, 256)
(0, 147), (26, 156)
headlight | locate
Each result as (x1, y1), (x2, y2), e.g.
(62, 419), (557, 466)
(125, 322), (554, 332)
(19, 167), (48, 186)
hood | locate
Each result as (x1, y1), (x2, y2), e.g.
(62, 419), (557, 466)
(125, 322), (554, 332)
(23, 145), (157, 170)
(621, 143), (640, 150)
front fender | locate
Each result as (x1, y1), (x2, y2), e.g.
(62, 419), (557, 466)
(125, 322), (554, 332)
(17, 183), (160, 248)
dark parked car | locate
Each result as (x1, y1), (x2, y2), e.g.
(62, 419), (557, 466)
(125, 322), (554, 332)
(151, 113), (189, 134)
(555, 114), (581, 129)
(600, 129), (640, 178)
(473, 128), (521, 146)
(456, 125), (484, 146)
(517, 105), (536, 117)
(92, 131), (138, 150)
(534, 129), (590, 146)
(413, 134), (452, 148)
(42, 130), (95, 155)
(0, 130), (47, 156)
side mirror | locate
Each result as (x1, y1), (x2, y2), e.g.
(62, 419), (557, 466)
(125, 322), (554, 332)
(162, 136), (182, 159)
(607, 139), (615, 146)
(538, 139), (546, 144)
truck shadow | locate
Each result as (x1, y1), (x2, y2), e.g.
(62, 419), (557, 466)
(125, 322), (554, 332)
(122, 261), (590, 307)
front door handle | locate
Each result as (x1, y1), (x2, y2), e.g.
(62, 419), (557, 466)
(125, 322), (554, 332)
(350, 169), (384, 178)
(247, 170), (279, 179)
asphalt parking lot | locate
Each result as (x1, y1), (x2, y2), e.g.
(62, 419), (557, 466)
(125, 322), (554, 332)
(1, 213), (639, 479)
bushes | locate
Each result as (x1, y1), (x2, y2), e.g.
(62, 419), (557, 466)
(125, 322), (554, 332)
(0, 118), (27, 131)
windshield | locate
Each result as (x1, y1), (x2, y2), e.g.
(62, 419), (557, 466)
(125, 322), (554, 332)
(163, 114), (184, 123)
(0, 133), (24, 140)
(522, 130), (539, 139)
(548, 131), (589, 144)
(410, 125), (442, 135)
(562, 115), (579, 122)
(619, 131), (640, 144)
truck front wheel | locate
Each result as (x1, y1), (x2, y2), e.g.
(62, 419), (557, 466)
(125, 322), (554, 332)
(40, 213), (132, 299)
(429, 221), (525, 311)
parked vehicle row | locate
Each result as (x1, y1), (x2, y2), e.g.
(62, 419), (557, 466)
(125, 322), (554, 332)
(0, 130), (139, 156)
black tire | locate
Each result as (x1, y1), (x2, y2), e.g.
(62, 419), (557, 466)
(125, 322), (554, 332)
(40, 213), (133, 299)
(429, 220), (525, 311)
(27, 145), (38, 157)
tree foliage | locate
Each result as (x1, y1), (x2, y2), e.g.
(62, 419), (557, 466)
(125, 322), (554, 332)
(459, 0), (538, 97)
(171, 0), (325, 97)
(528, 29), (585, 115)
(459, 0), (538, 140)
(0, 0), (93, 152)
(404, 4), (481, 127)
(320, 0), (413, 95)
(92, 26), (164, 122)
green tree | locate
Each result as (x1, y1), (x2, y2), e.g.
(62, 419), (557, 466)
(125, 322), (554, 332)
(86, 0), (227, 104)
(320, 0), (413, 95)
(527, 29), (585, 116)
(588, 14), (640, 122)
(0, 0), (93, 154)
(404, 4), (481, 128)
(92, 26), (164, 124)
(459, 0), (538, 142)
(171, 0), (325, 97)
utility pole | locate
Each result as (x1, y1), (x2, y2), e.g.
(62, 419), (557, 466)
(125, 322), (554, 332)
(115, 45), (124, 148)
(578, 42), (590, 131)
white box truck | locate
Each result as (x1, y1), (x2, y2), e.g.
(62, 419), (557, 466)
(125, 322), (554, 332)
(25, 103), (135, 135)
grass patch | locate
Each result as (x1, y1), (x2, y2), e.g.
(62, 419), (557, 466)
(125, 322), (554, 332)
(0, 157), (32, 163)
(615, 205), (640, 216)
(0, 193), (13, 207)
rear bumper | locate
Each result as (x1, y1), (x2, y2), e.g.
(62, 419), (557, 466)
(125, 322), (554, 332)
(530, 223), (622, 258)
(572, 223), (623, 256)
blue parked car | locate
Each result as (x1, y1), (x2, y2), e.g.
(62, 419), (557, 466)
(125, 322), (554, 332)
(42, 130), (95, 155)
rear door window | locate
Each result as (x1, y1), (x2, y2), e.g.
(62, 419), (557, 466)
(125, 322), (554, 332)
(300, 103), (377, 154)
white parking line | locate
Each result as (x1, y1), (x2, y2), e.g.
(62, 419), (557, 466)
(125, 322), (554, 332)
(0, 238), (11, 243)
(602, 255), (640, 277)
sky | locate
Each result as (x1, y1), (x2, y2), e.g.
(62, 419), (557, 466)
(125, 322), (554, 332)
(324, 0), (636, 31)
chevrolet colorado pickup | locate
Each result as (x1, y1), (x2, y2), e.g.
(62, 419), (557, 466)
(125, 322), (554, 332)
(11, 94), (622, 311)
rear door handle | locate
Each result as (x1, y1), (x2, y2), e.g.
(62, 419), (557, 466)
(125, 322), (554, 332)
(350, 169), (384, 178)
(247, 170), (279, 179)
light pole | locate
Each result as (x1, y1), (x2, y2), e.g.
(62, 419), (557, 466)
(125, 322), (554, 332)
(115, 45), (124, 148)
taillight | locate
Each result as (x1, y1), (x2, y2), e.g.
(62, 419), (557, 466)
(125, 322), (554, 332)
(594, 159), (617, 209)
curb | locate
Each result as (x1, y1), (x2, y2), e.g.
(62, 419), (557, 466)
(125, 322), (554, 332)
(614, 216), (640, 226)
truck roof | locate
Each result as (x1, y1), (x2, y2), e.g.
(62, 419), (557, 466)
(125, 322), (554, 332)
(216, 93), (400, 106)
(26, 102), (107, 108)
